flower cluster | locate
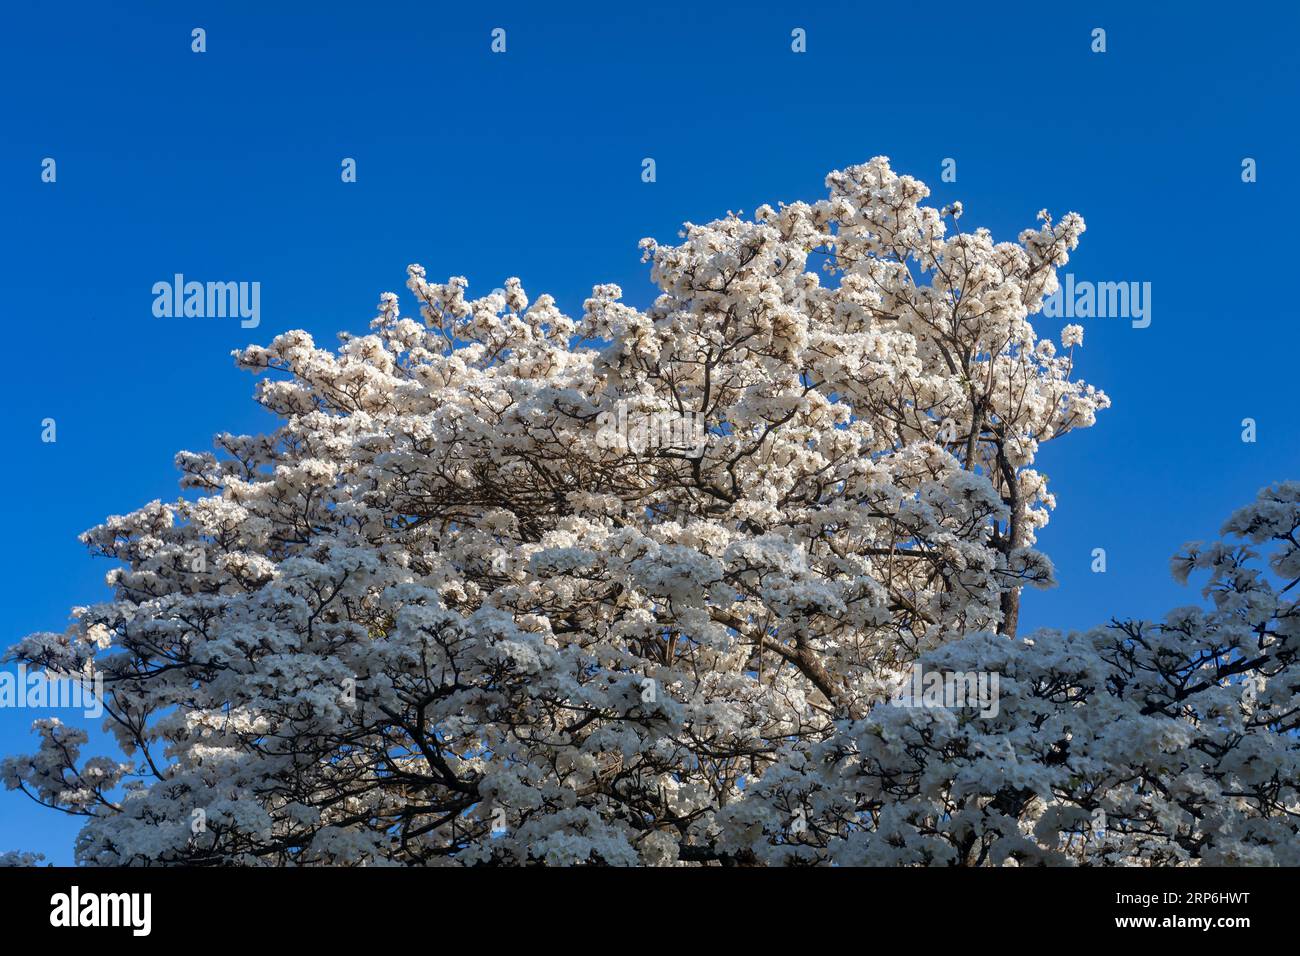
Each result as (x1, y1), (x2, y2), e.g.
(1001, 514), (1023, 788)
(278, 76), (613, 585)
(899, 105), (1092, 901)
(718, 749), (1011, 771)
(13, 161), (1283, 867)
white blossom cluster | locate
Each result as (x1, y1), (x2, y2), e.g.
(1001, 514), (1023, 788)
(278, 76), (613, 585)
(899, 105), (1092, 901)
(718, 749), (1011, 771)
(5, 159), (1292, 865)
(0, 850), (46, 867)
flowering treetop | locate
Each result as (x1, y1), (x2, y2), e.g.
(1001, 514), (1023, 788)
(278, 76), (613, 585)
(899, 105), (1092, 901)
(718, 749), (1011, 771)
(9, 159), (1289, 866)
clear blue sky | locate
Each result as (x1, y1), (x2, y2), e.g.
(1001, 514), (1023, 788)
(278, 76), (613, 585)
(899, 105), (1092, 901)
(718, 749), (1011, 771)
(2, 1), (1296, 863)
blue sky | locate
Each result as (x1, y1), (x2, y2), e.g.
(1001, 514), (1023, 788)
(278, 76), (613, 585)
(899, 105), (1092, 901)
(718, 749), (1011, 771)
(1, 1), (1296, 863)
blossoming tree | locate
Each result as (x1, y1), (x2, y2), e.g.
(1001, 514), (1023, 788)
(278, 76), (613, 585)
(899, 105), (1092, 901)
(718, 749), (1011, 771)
(6, 159), (1295, 865)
